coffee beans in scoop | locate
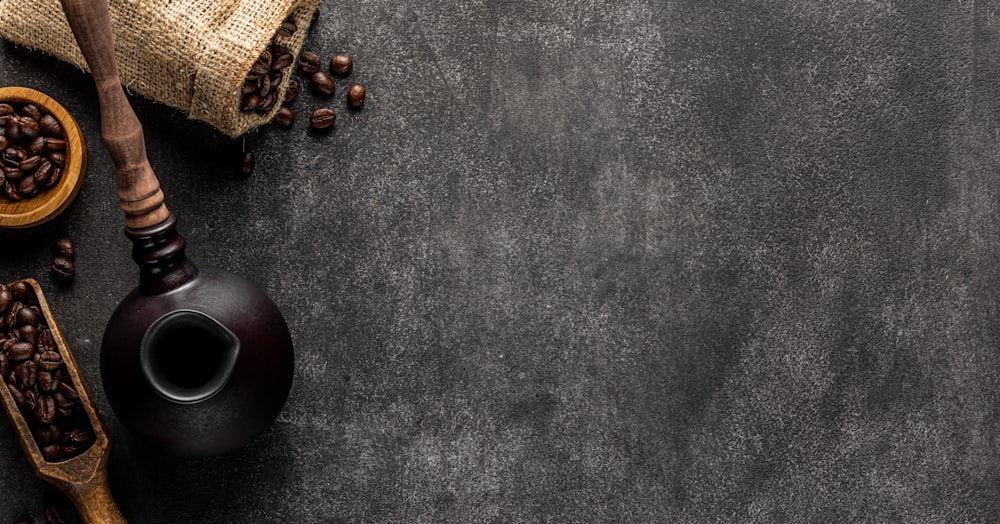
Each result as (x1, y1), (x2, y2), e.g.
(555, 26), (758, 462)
(0, 103), (67, 202)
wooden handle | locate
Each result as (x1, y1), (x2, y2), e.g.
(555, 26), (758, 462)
(59, 0), (168, 229)
(63, 467), (128, 524)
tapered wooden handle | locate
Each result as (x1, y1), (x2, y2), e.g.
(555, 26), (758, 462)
(59, 0), (168, 229)
(65, 467), (128, 524)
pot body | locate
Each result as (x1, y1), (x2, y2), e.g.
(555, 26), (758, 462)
(100, 216), (293, 457)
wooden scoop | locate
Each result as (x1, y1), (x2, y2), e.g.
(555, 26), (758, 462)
(0, 279), (126, 523)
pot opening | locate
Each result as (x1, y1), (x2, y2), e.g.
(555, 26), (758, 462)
(140, 309), (240, 404)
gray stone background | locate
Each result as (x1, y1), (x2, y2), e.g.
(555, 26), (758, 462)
(2, 0), (1000, 522)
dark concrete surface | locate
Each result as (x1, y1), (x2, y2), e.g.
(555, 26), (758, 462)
(3, 0), (1000, 522)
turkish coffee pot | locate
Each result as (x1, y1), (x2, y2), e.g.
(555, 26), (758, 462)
(60, 0), (294, 457)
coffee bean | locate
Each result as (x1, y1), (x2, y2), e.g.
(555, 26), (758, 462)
(50, 257), (74, 282)
(44, 138), (65, 151)
(11, 282), (28, 301)
(21, 104), (41, 120)
(240, 93), (261, 112)
(38, 371), (55, 393)
(10, 342), (33, 362)
(0, 289), (11, 314)
(6, 117), (19, 140)
(4, 181), (20, 200)
(330, 54), (353, 75)
(38, 114), (61, 137)
(283, 79), (300, 103)
(310, 108), (337, 129)
(17, 175), (38, 197)
(49, 151), (65, 166)
(19, 155), (41, 172)
(54, 238), (74, 258)
(58, 381), (78, 402)
(7, 383), (24, 406)
(19, 324), (37, 345)
(274, 106), (295, 128)
(0, 136), (7, 151)
(27, 136), (46, 156)
(251, 48), (272, 75)
(299, 51), (321, 73)
(53, 390), (74, 409)
(45, 166), (62, 188)
(3, 166), (21, 180)
(276, 20), (297, 38)
(347, 84), (367, 108)
(40, 444), (60, 461)
(257, 91), (278, 114)
(34, 160), (53, 184)
(16, 306), (38, 326)
(272, 52), (294, 71)
(0, 103), (12, 116)
(19, 360), (37, 388)
(240, 151), (255, 176)
(241, 81), (258, 96)
(309, 71), (335, 97)
(18, 116), (38, 139)
(37, 330), (54, 354)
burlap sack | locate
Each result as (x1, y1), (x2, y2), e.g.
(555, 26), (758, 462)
(0, 0), (320, 137)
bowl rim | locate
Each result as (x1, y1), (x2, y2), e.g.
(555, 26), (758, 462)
(0, 87), (87, 229)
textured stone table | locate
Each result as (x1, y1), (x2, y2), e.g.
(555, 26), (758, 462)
(2, 1), (999, 522)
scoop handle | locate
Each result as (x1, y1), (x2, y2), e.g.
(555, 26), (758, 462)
(64, 466), (128, 524)
(59, 0), (169, 229)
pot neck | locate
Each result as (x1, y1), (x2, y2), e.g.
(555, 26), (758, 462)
(125, 213), (199, 295)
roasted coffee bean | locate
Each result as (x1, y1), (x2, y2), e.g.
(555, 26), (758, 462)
(284, 78), (300, 103)
(241, 81), (258, 96)
(0, 289), (10, 314)
(3, 166), (22, 180)
(16, 175), (36, 195)
(21, 104), (41, 120)
(347, 84), (367, 108)
(40, 352), (62, 372)
(19, 324), (37, 345)
(330, 54), (353, 75)
(299, 51), (321, 73)
(27, 135), (46, 155)
(0, 136), (7, 151)
(54, 237), (74, 258)
(18, 360), (36, 388)
(5, 302), (22, 328)
(240, 150), (255, 176)
(310, 108), (336, 129)
(53, 390), (74, 409)
(9, 342), (33, 362)
(274, 106), (295, 128)
(45, 166), (62, 188)
(16, 304), (38, 327)
(58, 381), (79, 402)
(257, 91), (278, 113)
(11, 282), (28, 301)
(19, 155), (41, 172)
(3, 146), (26, 166)
(309, 71), (335, 97)
(44, 138), (65, 151)
(34, 159), (53, 183)
(34, 424), (54, 445)
(22, 389), (37, 411)
(0, 353), (6, 377)
(0, 103), (12, 116)
(49, 151), (65, 166)
(37, 330), (55, 353)
(240, 93), (261, 112)
(40, 444), (60, 461)
(7, 383), (24, 406)
(270, 72), (284, 90)
(39, 114), (61, 137)
(18, 116), (39, 139)
(259, 73), (272, 98)
(38, 370), (55, 392)
(271, 52), (294, 71)
(5, 117), (19, 140)
(251, 48), (272, 75)
(276, 20), (297, 38)
(37, 395), (56, 423)
(50, 256), (75, 282)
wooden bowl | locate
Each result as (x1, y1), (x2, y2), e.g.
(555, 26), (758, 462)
(0, 87), (87, 229)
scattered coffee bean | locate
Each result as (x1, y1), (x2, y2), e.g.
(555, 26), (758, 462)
(310, 108), (336, 129)
(240, 151), (255, 176)
(299, 52), (321, 74)
(347, 84), (367, 108)
(309, 72), (335, 97)
(0, 283), (94, 462)
(330, 54), (353, 75)
(54, 238), (74, 259)
(274, 107), (295, 128)
(0, 103), (69, 202)
(50, 257), (74, 282)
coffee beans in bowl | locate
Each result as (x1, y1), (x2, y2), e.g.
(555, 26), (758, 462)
(0, 88), (86, 229)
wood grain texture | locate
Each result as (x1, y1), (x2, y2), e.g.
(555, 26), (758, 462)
(0, 87), (86, 229)
(59, 0), (168, 229)
(0, 279), (127, 523)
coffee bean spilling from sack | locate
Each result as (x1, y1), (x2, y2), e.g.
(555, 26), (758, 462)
(0, 282), (94, 462)
(0, 103), (66, 201)
(238, 17), (299, 115)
